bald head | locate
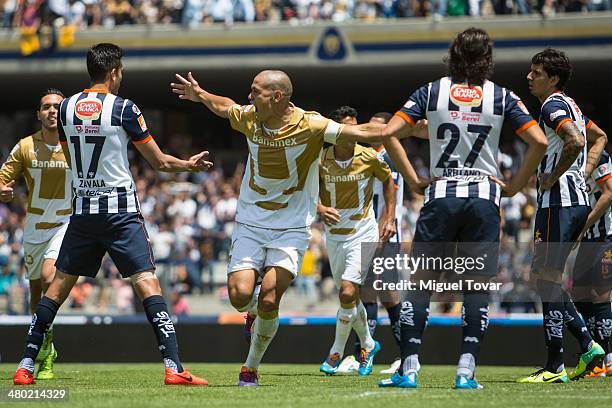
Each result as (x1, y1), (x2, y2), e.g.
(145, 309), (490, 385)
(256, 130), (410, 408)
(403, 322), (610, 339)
(255, 70), (293, 99)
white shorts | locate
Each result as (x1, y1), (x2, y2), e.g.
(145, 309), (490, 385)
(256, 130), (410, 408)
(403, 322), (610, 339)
(23, 223), (68, 280)
(326, 227), (379, 288)
(228, 223), (310, 278)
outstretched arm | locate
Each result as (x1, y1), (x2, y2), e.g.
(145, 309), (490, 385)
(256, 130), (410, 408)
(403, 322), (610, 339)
(171, 72), (236, 119)
(134, 138), (213, 173)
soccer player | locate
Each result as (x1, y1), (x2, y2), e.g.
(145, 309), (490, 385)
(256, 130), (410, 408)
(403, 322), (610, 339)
(317, 106), (395, 376)
(517, 48), (607, 383)
(337, 111), (406, 375)
(171, 70), (385, 386)
(13, 43), (211, 386)
(379, 28), (548, 389)
(573, 148), (612, 377)
(0, 88), (70, 380)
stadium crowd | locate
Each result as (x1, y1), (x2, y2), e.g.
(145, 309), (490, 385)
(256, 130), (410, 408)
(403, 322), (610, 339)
(0, 0), (609, 30)
(0, 132), (541, 316)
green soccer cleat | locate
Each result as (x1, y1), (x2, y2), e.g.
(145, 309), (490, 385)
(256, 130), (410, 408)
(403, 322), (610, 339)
(516, 368), (569, 383)
(569, 342), (605, 381)
(36, 328), (54, 363)
(36, 344), (57, 380)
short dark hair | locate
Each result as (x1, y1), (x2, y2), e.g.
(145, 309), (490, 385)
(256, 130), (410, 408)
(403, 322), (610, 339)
(531, 48), (572, 91)
(87, 43), (123, 83)
(40, 88), (64, 107)
(445, 27), (493, 86)
(371, 112), (392, 124)
(330, 106), (358, 123)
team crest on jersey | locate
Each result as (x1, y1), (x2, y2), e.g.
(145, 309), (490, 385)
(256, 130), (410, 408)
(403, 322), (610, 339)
(599, 164), (608, 175)
(450, 85), (483, 107)
(75, 98), (102, 121)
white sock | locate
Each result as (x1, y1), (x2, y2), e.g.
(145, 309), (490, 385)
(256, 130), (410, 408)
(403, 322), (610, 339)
(402, 354), (420, 375)
(457, 353), (476, 378)
(605, 353), (612, 365)
(18, 358), (35, 373)
(237, 285), (260, 316)
(244, 314), (279, 369)
(329, 305), (356, 357)
(353, 301), (375, 351)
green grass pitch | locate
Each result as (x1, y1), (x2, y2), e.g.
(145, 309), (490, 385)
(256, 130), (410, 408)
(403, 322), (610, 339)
(2, 364), (611, 407)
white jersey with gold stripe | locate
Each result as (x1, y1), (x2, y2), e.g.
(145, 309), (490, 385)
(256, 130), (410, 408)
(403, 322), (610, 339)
(228, 104), (342, 229)
(319, 144), (392, 241)
(0, 131), (72, 244)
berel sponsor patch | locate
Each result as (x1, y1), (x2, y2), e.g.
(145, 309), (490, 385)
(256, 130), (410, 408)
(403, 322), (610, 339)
(137, 115), (147, 132)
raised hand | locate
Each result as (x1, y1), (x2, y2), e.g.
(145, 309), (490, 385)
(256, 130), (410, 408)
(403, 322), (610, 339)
(171, 72), (203, 103)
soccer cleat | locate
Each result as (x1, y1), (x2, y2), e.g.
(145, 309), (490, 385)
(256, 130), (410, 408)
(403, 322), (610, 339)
(455, 375), (483, 389)
(238, 366), (258, 387)
(378, 372), (417, 388)
(319, 353), (342, 375)
(380, 358), (401, 374)
(13, 368), (35, 385)
(36, 329), (53, 363)
(357, 340), (381, 376)
(36, 344), (57, 380)
(336, 355), (359, 373)
(244, 313), (256, 343)
(516, 368), (569, 383)
(164, 368), (208, 385)
(569, 342), (605, 380)
(586, 364), (606, 378)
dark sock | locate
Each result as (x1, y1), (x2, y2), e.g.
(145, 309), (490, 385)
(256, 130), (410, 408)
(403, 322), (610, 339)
(585, 302), (612, 354)
(22, 297), (59, 364)
(460, 292), (489, 360)
(399, 290), (430, 375)
(143, 295), (183, 372)
(537, 280), (565, 373)
(386, 303), (402, 348)
(562, 291), (592, 353)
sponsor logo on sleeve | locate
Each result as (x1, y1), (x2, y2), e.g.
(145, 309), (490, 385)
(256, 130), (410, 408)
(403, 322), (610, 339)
(449, 84), (483, 107)
(138, 115), (148, 132)
(132, 103), (141, 115)
(517, 100), (530, 115)
(549, 109), (567, 122)
(403, 100), (416, 109)
(75, 98), (103, 121)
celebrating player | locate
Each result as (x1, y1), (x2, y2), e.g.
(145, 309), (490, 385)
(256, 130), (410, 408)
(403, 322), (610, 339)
(379, 28), (547, 389)
(0, 88), (70, 380)
(518, 49), (607, 383)
(171, 70), (385, 386)
(317, 106), (395, 376)
(13, 43), (212, 386)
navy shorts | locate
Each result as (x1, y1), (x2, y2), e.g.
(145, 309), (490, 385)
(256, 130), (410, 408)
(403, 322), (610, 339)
(532, 206), (589, 273)
(56, 212), (156, 278)
(572, 236), (612, 299)
(412, 198), (500, 276)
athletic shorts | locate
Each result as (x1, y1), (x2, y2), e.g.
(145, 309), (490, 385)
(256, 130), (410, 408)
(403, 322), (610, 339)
(326, 226), (379, 288)
(23, 223), (68, 280)
(56, 212), (155, 278)
(412, 197), (500, 276)
(227, 223), (310, 278)
(572, 235), (612, 299)
(532, 206), (589, 273)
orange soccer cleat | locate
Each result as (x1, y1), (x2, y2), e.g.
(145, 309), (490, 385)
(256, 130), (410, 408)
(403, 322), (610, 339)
(13, 368), (35, 385)
(164, 368), (208, 386)
(586, 364), (606, 378)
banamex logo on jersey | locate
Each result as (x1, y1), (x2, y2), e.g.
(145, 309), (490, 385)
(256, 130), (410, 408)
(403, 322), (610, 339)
(75, 98), (102, 121)
(450, 85), (483, 107)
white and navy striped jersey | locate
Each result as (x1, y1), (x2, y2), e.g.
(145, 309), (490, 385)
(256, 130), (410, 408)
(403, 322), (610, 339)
(372, 146), (404, 243)
(536, 92), (589, 209)
(396, 77), (536, 206)
(58, 88), (152, 215)
(585, 149), (612, 240)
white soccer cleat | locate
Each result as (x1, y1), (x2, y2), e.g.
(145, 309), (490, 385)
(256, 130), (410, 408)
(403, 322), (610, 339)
(380, 358), (401, 374)
(336, 355), (359, 373)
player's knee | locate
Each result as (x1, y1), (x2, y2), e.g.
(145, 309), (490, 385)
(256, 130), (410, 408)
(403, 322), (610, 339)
(258, 298), (279, 313)
(339, 282), (358, 304)
(228, 283), (254, 309)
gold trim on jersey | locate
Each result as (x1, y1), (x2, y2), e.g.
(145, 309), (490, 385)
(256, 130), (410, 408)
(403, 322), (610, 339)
(258, 146), (290, 179)
(350, 177), (375, 220)
(249, 157), (267, 195)
(255, 201), (289, 210)
(35, 222), (64, 230)
(283, 135), (323, 195)
(329, 228), (357, 235)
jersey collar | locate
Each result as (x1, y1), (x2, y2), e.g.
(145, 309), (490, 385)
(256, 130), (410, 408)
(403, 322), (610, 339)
(83, 87), (109, 94)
